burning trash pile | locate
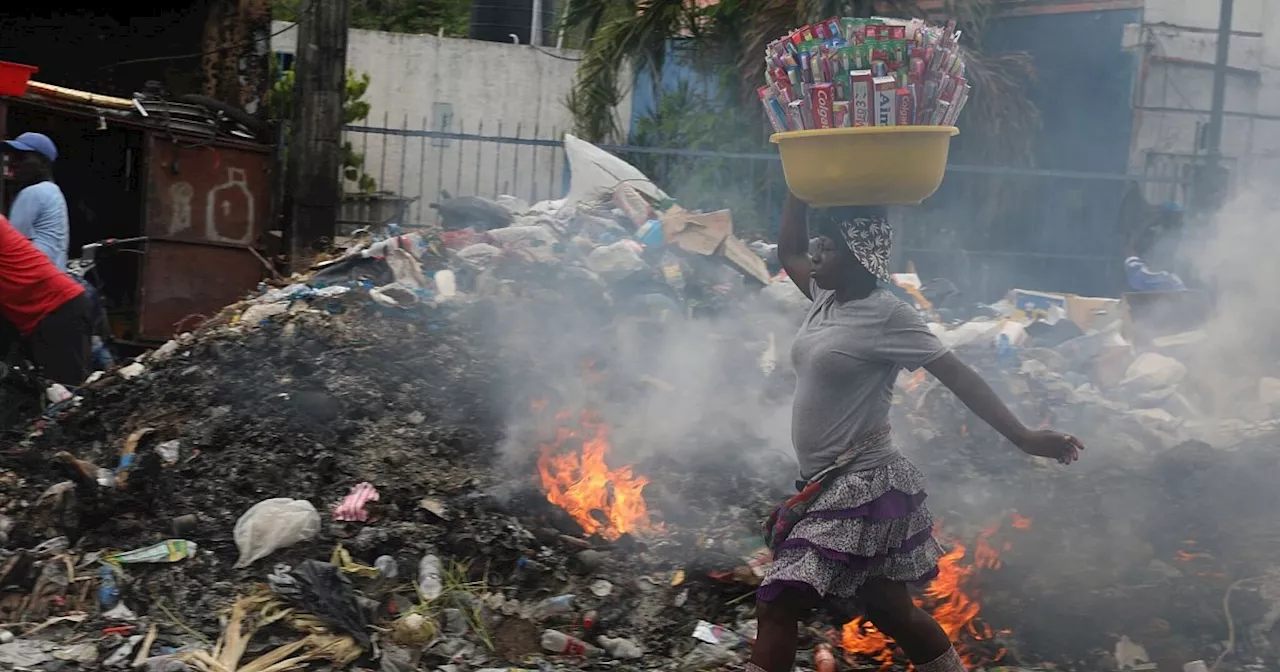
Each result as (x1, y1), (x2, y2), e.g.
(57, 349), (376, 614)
(0, 133), (1278, 672)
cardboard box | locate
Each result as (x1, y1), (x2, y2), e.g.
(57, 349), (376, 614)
(1007, 289), (1123, 332)
(1066, 295), (1121, 332)
(661, 206), (731, 255)
(660, 207), (770, 285)
(1008, 289), (1069, 323)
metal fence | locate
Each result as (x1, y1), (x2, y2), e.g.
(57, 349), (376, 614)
(343, 119), (1192, 300)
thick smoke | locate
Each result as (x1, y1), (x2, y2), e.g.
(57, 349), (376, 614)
(1175, 188), (1280, 421)
(492, 271), (804, 481)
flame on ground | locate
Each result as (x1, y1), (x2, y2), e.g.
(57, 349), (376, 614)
(839, 514), (1029, 668)
(535, 407), (653, 541)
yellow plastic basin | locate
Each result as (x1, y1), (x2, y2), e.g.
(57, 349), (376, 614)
(770, 126), (959, 207)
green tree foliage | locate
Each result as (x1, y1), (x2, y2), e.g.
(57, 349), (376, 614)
(269, 65), (379, 192)
(273, 0), (471, 37)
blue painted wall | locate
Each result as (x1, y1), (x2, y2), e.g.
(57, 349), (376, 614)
(629, 41), (719, 136)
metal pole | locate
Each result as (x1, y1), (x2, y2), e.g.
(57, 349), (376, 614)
(1206, 0), (1234, 160)
(531, 0), (543, 46)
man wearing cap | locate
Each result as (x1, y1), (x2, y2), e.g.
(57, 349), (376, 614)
(4, 132), (69, 269)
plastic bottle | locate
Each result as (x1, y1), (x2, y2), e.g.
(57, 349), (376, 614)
(598, 635), (644, 660)
(533, 594), (575, 619)
(513, 556), (550, 583)
(375, 555), (398, 579)
(98, 565), (119, 609)
(540, 629), (602, 657)
(91, 335), (115, 370)
(418, 554), (443, 600)
(814, 643), (836, 672)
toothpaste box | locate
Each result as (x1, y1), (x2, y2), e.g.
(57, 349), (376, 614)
(873, 76), (897, 126)
(850, 70), (873, 127)
(810, 82), (834, 129)
(895, 87), (913, 125)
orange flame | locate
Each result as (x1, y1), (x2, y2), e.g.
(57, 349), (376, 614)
(904, 370), (928, 393)
(536, 409), (653, 541)
(840, 513), (1029, 668)
(974, 527), (1002, 570)
(840, 535), (983, 668)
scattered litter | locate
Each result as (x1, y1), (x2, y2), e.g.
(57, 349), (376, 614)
(233, 498), (321, 568)
(332, 482), (380, 522)
(0, 640), (54, 667)
(107, 539), (196, 565)
(103, 602), (138, 621)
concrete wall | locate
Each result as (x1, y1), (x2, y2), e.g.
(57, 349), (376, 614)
(1124, 0), (1280, 203)
(272, 22), (633, 225)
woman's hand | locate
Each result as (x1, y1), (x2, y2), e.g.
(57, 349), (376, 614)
(1015, 430), (1084, 464)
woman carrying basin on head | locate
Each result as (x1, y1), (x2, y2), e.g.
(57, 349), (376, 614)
(748, 194), (1084, 672)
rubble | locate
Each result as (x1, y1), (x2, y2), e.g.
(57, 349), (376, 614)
(0, 139), (1276, 672)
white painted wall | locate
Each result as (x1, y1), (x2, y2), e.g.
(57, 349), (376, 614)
(272, 22), (634, 225)
(1124, 0), (1280, 203)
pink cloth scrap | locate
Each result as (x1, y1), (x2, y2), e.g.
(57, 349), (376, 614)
(333, 482), (380, 522)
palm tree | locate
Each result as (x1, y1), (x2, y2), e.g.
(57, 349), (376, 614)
(562, 0), (1041, 169)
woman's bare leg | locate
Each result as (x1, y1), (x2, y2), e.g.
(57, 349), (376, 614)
(749, 589), (817, 672)
(858, 578), (962, 669)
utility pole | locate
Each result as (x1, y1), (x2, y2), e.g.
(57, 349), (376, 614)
(1198, 0), (1233, 211)
(287, 0), (350, 271)
(1205, 0), (1233, 160)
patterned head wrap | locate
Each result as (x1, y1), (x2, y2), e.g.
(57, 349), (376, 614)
(816, 206), (893, 283)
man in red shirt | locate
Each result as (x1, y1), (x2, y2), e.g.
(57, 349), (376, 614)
(0, 214), (90, 385)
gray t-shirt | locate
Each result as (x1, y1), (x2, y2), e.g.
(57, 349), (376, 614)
(790, 283), (948, 478)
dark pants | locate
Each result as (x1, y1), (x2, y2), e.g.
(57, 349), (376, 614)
(27, 293), (92, 386)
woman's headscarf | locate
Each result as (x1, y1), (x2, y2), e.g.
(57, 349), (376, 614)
(816, 206), (893, 283)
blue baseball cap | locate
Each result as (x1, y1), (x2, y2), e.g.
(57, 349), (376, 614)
(4, 132), (57, 162)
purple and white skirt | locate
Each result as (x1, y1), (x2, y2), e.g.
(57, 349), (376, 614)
(758, 455), (944, 602)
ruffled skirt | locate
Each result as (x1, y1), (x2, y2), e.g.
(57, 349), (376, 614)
(758, 455), (943, 602)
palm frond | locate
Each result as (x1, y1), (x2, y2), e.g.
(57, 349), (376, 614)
(566, 0), (700, 141)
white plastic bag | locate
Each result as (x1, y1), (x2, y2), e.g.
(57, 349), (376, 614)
(233, 498), (321, 568)
(563, 134), (669, 207)
(585, 241), (647, 280)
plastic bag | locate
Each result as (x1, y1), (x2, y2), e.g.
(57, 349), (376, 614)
(563, 133), (669, 207)
(233, 498), (321, 568)
(585, 241), (647, 280)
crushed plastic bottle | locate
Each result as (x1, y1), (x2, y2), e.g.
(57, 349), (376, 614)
(540, 629), (602, 657)
(533, 594), (575, 619)
(418, 554), (443, 600)
(598, 635), (644, 659)
(97, 565), (119, 609)
(513, 556), (550, 583)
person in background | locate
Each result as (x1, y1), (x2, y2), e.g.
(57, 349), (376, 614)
(748, 193), (1083, 672)
(0, 214), (91, 386)
(1124, 255), (1185, 292)
(1122, 201), (1187, 292)
(4, 132), (69, 269)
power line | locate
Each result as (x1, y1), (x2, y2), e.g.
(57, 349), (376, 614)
(96, 2), (313, 70)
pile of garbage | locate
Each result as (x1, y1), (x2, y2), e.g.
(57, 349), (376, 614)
(0, 279), (797, 672)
